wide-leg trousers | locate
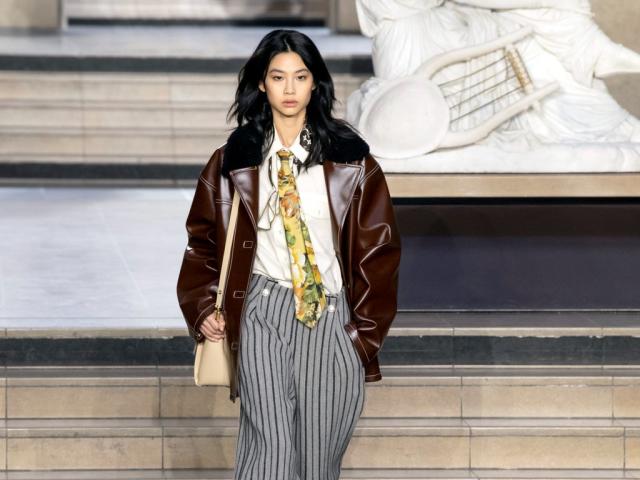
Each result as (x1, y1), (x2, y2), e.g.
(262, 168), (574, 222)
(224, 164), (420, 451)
(233, 272), (366, 480)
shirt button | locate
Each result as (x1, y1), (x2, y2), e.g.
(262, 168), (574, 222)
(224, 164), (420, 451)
(327, 304), (335, 312)
(262, 288), (270, 296)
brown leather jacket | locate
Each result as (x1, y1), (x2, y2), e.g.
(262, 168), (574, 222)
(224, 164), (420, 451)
(176, 124), (401, 402)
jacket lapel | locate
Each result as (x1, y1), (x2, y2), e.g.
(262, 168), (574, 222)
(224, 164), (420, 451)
(323, 161), (363, 253)
(228, 166), (259, 231)
(227, 160), (362, 244)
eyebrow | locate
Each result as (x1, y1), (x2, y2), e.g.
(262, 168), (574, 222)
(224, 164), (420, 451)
(268, 68), (310, 74)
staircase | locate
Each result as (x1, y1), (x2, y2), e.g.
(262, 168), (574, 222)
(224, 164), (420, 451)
(2, 21), (640, 480)
(3, 316), (640, 479)
(0, 70), (365, 184)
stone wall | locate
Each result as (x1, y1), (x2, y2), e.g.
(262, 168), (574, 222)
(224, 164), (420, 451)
(0, 0), (62, 30)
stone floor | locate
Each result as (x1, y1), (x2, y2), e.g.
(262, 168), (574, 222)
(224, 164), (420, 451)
(0, 186), (192, 329)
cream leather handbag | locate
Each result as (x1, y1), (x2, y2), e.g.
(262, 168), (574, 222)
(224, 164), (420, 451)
(193, 189), (240, 387)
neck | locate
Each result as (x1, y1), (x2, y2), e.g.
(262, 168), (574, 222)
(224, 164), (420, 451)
(273, 110), (306, 148)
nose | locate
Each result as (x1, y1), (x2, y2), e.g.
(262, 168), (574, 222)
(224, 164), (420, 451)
(285, 78), (295, 94)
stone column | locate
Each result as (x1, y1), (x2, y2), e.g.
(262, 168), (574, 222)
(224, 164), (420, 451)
(327, 0), (359, 33)
(0, 0), (63, 31)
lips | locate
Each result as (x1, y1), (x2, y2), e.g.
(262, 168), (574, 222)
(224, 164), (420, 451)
(283, 101), (298, 106)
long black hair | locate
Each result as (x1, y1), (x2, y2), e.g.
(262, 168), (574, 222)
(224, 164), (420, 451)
(226, 29), (364, 173)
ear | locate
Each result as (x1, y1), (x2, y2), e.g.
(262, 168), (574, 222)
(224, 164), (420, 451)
(258, 81), (266, 92)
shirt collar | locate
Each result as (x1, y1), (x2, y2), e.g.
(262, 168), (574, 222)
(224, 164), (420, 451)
(267, 123), (310, 171)
(258, 123), (310, 229)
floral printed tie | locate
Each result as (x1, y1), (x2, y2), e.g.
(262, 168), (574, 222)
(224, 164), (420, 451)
(276, 148), (327, 328)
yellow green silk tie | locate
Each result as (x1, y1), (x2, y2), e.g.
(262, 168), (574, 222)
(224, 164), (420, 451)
(276, 148), (327, 328)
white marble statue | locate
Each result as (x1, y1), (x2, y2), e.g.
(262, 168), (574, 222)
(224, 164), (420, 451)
(347, 0), (640, 172)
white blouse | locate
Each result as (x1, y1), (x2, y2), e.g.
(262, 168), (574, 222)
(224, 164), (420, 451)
(252, 125), (344, 294)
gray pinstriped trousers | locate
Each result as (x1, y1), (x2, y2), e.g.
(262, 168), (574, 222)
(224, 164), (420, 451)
(233, 272), (366, 480)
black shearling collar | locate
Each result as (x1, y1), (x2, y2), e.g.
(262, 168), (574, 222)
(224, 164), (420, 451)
(221, 123), (370, 178)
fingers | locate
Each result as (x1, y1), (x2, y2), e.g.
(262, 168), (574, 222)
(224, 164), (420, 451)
(199, 311), (226, 342)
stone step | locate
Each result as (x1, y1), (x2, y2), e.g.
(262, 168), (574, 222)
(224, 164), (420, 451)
(4, 313), (640, 367)
(0, 26), (372, 73)
(0, 70), (359, 165)
(2, 366), (640, 420)
(5, 467), (640, 479)
(0, 129), (228, 162)
(6, 311), (640, 337)
(0, 103), (351, 130)
(0, 72), (240, 102)
(2, 416), (639, 470)
(0, 106), (231, 130)
(0, 71), (362, 103)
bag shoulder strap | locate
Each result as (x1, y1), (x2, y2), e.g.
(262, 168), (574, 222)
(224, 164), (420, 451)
(215, 189), (241, 310)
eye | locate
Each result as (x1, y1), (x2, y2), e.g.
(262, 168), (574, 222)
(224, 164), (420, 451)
(297, 75), (307, 80)
(272, 75), (283, 81)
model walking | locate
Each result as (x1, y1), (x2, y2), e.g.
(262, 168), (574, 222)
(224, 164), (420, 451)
(176, 29), (401, 480)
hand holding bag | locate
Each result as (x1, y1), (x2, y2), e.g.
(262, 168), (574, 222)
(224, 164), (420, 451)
(193, 188), (240, 386)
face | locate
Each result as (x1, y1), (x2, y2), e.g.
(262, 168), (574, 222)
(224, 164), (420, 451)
(259, 51), (315, 120)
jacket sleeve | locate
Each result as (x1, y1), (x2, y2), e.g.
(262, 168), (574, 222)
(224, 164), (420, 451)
(176, 151), (221, 343)
(344, 156), (402, 367)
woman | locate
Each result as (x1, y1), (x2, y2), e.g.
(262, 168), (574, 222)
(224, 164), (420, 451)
(176, 29), (401, 479)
